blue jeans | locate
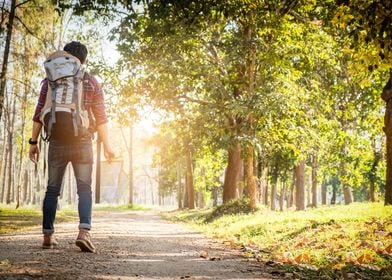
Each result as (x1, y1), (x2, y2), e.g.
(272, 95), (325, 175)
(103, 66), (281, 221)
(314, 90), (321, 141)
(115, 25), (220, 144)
(42, 138), (93, 234)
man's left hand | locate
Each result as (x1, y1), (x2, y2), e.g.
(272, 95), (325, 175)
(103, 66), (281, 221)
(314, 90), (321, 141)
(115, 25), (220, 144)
(103, 145), (116, 163)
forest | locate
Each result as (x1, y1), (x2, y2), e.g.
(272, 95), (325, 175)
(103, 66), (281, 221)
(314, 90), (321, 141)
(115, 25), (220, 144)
(1, 0), (391, 210)
(1, 1), (392, 278)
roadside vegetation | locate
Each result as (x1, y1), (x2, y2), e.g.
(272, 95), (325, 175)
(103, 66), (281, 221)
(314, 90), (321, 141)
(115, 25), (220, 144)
(0, 203), (148, 234)
(164, 201), (392, 279)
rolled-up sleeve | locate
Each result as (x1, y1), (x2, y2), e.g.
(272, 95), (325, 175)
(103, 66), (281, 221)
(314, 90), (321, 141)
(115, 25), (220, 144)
(88, 75), (108, 126)
(32, 79), (48, 124)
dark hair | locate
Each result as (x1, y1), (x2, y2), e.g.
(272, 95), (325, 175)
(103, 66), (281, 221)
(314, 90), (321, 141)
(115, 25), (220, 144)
(63, 41), (88, 64)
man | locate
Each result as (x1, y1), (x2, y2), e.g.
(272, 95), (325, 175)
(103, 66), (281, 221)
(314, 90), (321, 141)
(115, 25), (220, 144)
(29, 41), (115, 253)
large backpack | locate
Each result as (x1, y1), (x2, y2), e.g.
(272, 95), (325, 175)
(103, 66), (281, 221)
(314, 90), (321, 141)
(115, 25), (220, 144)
(40, 50), (91, 141)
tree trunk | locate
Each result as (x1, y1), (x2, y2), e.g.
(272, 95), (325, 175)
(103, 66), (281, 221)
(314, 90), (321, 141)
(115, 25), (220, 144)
(245, 145), (257, 209)
(279, 181), (286, 211)
(288, 169), (295, 208)
(271, 177), (278, 211)
(0, 118), (7, 203)
(128, 123), (134, 205)
(22, 169), (28, 204)
(311, 154), (318, 208)
(212, 187), (218, 207)
(295, 160), (306, 211)
(257, 161), (265, 204)
(340, 159), (353, 205)
(95, 138), (101, 203)
(331, 182), (337, 205)
(185, 148), (195, 209)
(382, 72), (392, 205)
(270, 159), (279, 210)
(176, 161), (183, 209)
(321, 182), (327, 205)
(0, 0), (16, 121)
(223, 143), (241, 203)
(264, 175), (269, 205)
(369, 139), (381, 202)
(67, 165), (72, 204)
(6, 91), (16, 204)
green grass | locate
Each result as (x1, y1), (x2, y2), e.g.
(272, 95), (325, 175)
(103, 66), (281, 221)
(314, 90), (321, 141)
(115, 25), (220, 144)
(0, 203), (149, 234)
(163, 202), (392, 279)
(0, 205), (77, 234)
(93, 203), (150, 211)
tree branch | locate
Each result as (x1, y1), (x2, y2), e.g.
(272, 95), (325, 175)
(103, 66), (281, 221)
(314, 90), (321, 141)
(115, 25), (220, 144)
(15, 0), (32, 8)
(14, 15), (46, 43)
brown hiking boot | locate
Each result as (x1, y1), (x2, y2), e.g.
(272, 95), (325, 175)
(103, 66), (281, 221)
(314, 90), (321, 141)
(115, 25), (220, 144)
(75, 229), (96, 253)
(42, 234), (58, 249)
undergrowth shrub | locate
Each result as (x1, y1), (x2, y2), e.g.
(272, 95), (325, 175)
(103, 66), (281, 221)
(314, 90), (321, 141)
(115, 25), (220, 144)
(205, 198), (254, 223)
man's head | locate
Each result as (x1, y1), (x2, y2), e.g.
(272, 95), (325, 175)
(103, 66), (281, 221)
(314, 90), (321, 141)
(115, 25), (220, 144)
(63, 41), (88, 64)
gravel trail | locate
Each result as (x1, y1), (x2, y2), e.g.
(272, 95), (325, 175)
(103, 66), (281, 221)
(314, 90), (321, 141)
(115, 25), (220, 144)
(0, 210), (280, 280)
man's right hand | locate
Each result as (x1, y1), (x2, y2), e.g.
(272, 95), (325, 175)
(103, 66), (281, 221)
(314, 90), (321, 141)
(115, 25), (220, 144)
(29, 145), (40, 164)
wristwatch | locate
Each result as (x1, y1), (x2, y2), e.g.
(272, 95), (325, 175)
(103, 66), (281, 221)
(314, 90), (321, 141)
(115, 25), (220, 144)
(28, 138), (38, 145)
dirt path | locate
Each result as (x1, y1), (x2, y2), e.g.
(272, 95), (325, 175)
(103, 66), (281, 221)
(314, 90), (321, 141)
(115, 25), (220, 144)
(0, 210), (281, 280)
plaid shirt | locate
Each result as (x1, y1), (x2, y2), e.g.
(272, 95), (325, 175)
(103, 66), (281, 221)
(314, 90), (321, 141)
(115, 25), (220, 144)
(33, 73), (108, 126)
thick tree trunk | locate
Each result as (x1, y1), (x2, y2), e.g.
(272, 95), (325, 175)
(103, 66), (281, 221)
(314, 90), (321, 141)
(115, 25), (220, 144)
(382, 72), (392, 205)
(245, 145), (257, 209)
(311, 154), (318, 208)
(340, 159), (353, 205)
(185, 148), (195, 209)
(369, 181), (376, 202)
(339, 136), (354, 205)
(223, 143), (241, 203)
(295, 160), (306, 211)
(0, 0), (16, 121)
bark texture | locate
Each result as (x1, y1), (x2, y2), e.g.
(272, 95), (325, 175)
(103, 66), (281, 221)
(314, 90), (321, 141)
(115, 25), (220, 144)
(381, 74), (392, 205)
(0, 0), (16, 121)
(245, 145), (257, 209)
(223, 143), (241, 203)
(185, 148), (195, 209)
(295, 160), (306, 211)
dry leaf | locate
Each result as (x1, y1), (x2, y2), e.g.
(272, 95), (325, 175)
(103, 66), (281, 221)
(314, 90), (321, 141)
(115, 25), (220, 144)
(200, 250), (209, 259)
(385, 244), (392, 254)
(294, 253), (311, 263)
(357, 253), (373, 264)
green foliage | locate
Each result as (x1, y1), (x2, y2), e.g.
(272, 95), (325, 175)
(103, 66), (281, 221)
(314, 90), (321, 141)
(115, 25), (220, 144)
(36, 0), (390, 205)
